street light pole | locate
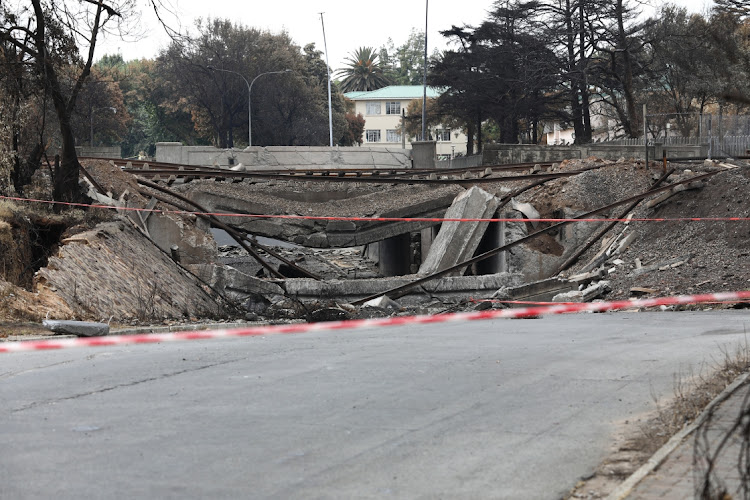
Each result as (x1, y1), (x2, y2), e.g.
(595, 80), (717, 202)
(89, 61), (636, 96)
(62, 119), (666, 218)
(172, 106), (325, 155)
(209, 67), (291, 147)
(422, 0), (428, 142)
(320, 12), (334, 147)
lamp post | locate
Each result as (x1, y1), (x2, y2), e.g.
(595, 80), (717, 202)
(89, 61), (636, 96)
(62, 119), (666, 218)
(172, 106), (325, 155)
(209, 67), (291, 147)
(90, 106), (116, 147)
(422, 0), (428, 142)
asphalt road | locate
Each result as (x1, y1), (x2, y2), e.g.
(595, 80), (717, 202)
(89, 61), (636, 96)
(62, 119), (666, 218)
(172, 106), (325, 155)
(2, 311), (750, 499)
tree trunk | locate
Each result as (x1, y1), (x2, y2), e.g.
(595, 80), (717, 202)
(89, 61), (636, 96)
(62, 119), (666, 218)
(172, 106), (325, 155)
(566, 0), (585, 144)
(51, 93), (84, 206)
(466, 121), (475, 156)
(578, 0), (592, 143)
(30, 0), (90, 206)
(616, 0), (639, 138)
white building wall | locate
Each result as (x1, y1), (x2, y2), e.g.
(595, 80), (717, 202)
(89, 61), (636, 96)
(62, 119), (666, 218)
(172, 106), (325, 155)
(354, 99), (467, 158)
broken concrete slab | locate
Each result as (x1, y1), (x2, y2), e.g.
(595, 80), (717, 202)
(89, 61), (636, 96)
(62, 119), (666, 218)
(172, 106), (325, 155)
(42, 319), (109, 337)
(145, 213), (218, 265)
(188, 184), (462, 248)
(37, 221), (218, 322)
(285, 272), (522, 305)
(631, 255), (692, 277)
(419, 186), (500, 276)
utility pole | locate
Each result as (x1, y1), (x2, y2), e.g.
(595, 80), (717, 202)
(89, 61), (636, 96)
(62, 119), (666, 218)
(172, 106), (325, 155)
(421, 0), (428, 142)
(320, 13), (334, 147)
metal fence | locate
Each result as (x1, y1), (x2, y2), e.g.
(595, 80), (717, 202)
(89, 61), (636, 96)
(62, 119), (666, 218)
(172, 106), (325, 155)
(602, 114), (750, 157)
(606, 135), (750, 157)
(435, 154), (483, 169)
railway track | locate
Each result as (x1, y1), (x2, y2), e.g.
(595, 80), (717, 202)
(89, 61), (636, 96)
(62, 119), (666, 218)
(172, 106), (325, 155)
(83, 154), (739, 187)
(95, 157), (555, 177)
(87, 157), (593, 186)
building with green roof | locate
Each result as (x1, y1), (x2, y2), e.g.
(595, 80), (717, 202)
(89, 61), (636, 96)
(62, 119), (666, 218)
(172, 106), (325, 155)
(344, 86), (465, 158)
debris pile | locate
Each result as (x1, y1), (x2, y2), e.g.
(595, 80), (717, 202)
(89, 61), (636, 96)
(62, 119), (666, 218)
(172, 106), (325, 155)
(561, 163), (750, 300)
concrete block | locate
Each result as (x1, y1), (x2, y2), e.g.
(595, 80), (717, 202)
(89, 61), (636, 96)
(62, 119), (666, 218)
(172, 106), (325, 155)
(418, 186), (499, 276)
(411, 141), (436, 169)
(43, 319), (109, 337)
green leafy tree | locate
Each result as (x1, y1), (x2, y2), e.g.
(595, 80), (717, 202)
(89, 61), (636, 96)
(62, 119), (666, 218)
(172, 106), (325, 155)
(339, 112), (365, 146)
(109, 57), (188, 158)
(433, 2), (562, 145)
(157, 20), (346, 147)
(336, 47), (392, 92)
(401, 98), (444, 141)
(378, 29), (439, 85)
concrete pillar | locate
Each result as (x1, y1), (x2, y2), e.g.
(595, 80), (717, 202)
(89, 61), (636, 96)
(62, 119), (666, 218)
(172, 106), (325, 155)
(378, 233), (411, 277)
(411, 141), (436, 169)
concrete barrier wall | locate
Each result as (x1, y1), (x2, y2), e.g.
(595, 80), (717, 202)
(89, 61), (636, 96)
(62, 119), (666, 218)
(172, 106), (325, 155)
(155, 143), (413, 169)
(76, 146), (121, 158)
(481, 143), (708, 165)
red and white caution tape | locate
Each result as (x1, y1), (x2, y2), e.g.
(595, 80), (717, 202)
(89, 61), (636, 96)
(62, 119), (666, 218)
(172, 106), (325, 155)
(2, 290), (749, 353)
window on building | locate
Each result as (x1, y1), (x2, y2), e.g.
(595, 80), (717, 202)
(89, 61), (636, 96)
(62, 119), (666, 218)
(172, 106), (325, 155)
(366, 129), (381, 142)
(366, 102), (381, 115)
(435, 129), (451, 141)
(385, 101), (401, 115)
(386, 129), (401, 143)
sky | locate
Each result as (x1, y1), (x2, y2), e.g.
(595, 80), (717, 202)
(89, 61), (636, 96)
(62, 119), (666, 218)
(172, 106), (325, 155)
(96, 0), (715, 71)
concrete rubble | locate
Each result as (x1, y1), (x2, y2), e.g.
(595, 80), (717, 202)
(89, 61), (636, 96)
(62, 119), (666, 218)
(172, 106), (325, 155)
(42, 319), (109, 337)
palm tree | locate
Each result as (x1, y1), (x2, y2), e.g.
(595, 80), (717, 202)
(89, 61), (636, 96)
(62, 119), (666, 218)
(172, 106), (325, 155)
(336, 47), (392, 92)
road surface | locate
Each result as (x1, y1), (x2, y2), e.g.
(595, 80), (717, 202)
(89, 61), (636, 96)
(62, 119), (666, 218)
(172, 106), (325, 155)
(2, 311), (749, 499)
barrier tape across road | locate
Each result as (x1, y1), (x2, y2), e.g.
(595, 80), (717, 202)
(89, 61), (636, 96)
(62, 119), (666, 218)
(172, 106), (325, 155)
(2, 291), (749, 353)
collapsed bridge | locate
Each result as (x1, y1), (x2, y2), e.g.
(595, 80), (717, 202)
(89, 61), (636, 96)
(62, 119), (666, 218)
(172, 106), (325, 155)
(13, 143), (745, 325)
